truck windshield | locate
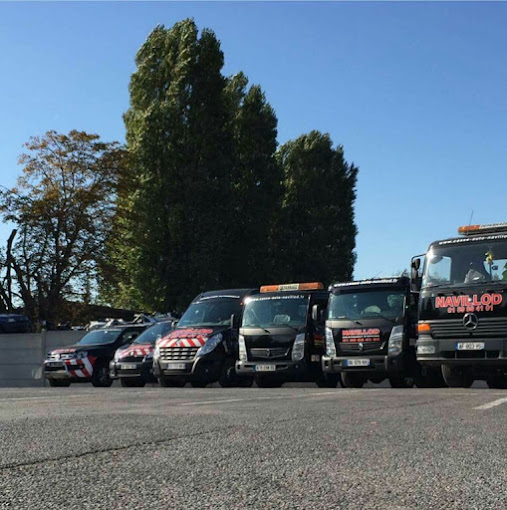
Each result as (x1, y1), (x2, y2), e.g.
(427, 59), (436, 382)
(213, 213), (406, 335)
(77, 329), (122, 346)
(178, 299), (242, 327)
(242, 294), (309, 328)
(423, 240), (507, 288)
(329, 290), (405, 321)
(132, 322), (173, 345)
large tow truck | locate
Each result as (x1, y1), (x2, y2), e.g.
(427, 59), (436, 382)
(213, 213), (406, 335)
(235, 282), (338, 388)
(413, 223), (507, 388)
(322, 277), (427, 388)
(152, 289), (256, 388)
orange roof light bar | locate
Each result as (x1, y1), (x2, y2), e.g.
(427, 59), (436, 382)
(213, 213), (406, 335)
(260, 282), (324, 293)
(458, 223), (507, 235)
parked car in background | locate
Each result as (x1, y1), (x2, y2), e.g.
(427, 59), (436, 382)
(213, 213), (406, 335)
(0, 314), (31, 334)
(110, 320), (175, 387)
(44, 324), (147, 387)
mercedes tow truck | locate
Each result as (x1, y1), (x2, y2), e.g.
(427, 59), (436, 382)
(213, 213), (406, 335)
(413, 223), (507, 388)
(235, 282), (338, 388)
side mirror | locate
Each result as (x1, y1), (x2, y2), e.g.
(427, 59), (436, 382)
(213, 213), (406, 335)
(410, 255), (424, 293)
(231, 314), (240, 329)
(311, 305), (320, 322)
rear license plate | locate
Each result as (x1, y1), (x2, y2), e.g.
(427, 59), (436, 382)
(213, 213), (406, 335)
(121, 363), (137, 370)
(165, 363), (186, 370)
(255, 364), (276, 372)
(345, 358), (370, 367)
(456, 342), (485, 351)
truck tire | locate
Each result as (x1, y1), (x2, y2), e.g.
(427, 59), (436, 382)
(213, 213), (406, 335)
(48, 379), (71, 387)
(218, 357), (238, 388)
(316, 373), (340, 388)
(91, 363), (113, 387)
(255, 377), (283, 388)
(486, 375), (507, 389)
(388, 375), (414, 388)
(441, 365), (474, 388)
(341, 372), (365, 388)
(120, 378), (145, 388)
(158, 375), (186, 387)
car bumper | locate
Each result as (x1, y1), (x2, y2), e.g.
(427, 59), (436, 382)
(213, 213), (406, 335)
(322, 354), (405, 374)
(417, 335), (507, 367)
(109, 360), (155, 381)
(153, 355), (222, 381)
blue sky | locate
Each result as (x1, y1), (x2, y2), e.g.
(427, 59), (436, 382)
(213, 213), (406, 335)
(1, 2), (506, 281)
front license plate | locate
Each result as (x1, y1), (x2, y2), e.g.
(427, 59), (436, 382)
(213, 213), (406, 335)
(255, 364), (276, 372)
(165, 363), (186, 370)
(121, 363), (137, 370)
(345, 358), (370, 367)
(47, 362), (64, 368)
(456, 342), (485, 351)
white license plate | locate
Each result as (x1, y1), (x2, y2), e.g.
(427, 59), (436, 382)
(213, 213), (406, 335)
(165, 363), (186, 370)
(47, 362), (64, 368)
(456, 342), (485, 351)
(121, 363), (137, 370)
(345, 358), (370, 367)
(255, 364), (276, 372)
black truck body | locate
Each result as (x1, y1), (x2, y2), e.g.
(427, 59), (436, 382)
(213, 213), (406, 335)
(322, 277), (422, 388)
(152, 289), (256, 388)
(414, 223), (507, 388)
(235, 282), (337, 387)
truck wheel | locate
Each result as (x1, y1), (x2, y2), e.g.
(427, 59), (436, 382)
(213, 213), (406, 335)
(256, 377), (283, 388)
(120, 378), (145, 388)
(441, 365), (474, 388)
(158, 376), (186, 387)
(316, 373), (339, 388)
(48, 379), (71, 387)
(388, 376), (414, 388)
(91, 363), (113, 387)
(486, 375), (507, 389)
(218, 357), (238, 388)
(341, 372), (365, 388)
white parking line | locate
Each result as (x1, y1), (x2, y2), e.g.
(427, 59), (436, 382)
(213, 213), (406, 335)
(475, 397), (507, 410)
(177, 390), (357, 407)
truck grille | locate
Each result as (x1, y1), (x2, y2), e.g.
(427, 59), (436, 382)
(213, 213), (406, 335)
(120, 355), (145, 362)
(248, 347), (290, 360)
(338, 342), (386, 354)
(47, 353), (74, 361)
(430, 318), (507, 339)
(160, 347), (198, 361)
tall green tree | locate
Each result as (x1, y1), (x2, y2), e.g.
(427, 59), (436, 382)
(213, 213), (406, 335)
(106, 20), (280, 311)
(274, 131), (358, 284)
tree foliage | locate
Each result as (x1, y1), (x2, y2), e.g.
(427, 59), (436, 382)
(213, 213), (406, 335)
(0, 130), (125, 324)
(106, 20), (281, 311)
(274, 131), (358, 283)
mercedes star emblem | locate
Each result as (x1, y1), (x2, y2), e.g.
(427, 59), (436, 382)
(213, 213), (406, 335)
(463, 313), (479, 330)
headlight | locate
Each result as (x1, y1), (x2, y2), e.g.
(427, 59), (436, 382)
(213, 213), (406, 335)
(114, 350), (121, 362)
(75, 351), (88, 359)
(325, 327), (336, 357)
(417, 345), (435, 355)
(388, 326), (404, 356)
(197, 333), (223, 357)
(292, 333), (305, 361)
(238, 334), (247, 361)
(153, 344), (161, 359)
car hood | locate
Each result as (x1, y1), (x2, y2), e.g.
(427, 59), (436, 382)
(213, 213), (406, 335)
(156, 326), (229, 348)
(116, 343), (153, 359)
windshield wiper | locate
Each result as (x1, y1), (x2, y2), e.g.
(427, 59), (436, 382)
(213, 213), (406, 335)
(246, 324), (271, 334)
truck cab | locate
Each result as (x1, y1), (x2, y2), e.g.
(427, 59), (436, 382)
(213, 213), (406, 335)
(235, 282), (338, 388)
(152, 289), (256, 388)
(414, 223), (507, 388)
(322, 277), (421, 388)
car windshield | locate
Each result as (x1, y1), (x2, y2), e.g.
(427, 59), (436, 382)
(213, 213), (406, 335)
(77, 329), (122, 346)
(133, 322), (173, 345)
(329, 290), (405, 320)
(177, 298), (242, 327)
(242, 294), (309, 328)
(422, 240), (507, 289)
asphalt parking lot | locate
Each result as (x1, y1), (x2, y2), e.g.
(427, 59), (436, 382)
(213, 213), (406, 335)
(1, 386), (507, 509)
